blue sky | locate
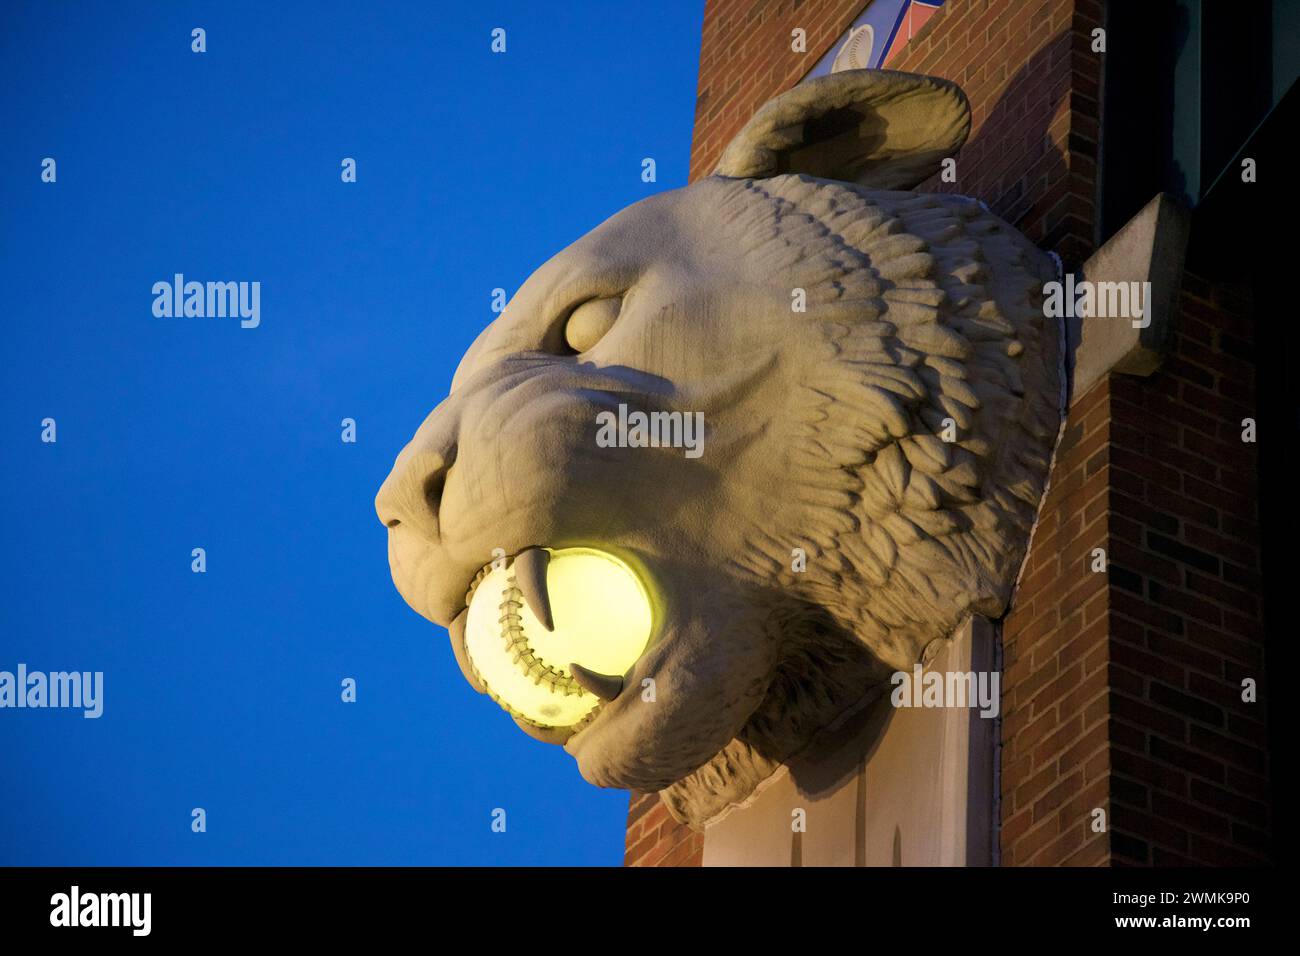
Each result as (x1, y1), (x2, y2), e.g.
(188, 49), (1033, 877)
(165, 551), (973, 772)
(0, 0), (703, 865)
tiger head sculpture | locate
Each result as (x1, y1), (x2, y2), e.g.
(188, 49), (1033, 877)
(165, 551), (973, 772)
(376, 70), (1061, 828)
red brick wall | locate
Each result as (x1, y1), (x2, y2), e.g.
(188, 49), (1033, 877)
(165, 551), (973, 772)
(884, 0), (1102, 266)
(691, 0), (1105, 272)
(1103, 274), (1267, 865)
(690, 0), (871, 182)
(1001, 376), (1112, 866)
(624, 792), (704, 867)
(1002, 274), (1267, 867)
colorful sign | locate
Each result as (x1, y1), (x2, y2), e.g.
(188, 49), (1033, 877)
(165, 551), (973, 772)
(804, 0), (945, 79)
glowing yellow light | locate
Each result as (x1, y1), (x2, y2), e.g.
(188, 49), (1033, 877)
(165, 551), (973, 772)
(463, 547), (653, 727)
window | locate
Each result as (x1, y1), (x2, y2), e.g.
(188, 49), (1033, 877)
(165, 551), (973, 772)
(1099, 0), (1298, 242)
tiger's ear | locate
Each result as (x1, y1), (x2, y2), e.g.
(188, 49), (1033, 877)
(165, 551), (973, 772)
(713, 69), (970, 190)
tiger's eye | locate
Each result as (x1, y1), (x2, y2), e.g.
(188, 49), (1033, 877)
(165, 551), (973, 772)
(563, 297), (622, 352)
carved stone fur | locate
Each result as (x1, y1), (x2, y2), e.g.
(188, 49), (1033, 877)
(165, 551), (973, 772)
(377, 71), (1062, 829)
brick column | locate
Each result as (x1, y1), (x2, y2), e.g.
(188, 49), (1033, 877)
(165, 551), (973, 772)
(1104, 275), (1267, 864)
(1001, 273), (1267, 866)
(624, 792), (704, 867)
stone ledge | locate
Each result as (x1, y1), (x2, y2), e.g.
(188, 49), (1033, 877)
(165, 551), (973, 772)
(1067, 193), (1191, 403)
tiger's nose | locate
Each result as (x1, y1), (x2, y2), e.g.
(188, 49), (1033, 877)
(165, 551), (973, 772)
(375, 443), (455, 543)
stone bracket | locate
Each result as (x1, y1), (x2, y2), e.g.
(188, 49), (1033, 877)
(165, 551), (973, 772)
(1067, 192), (1191, 402)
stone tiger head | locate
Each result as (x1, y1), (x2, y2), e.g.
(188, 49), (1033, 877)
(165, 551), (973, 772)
(376, 70), (1061, 828)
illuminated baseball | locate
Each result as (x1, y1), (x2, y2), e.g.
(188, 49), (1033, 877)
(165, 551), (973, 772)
(462, 547), (654, 727)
